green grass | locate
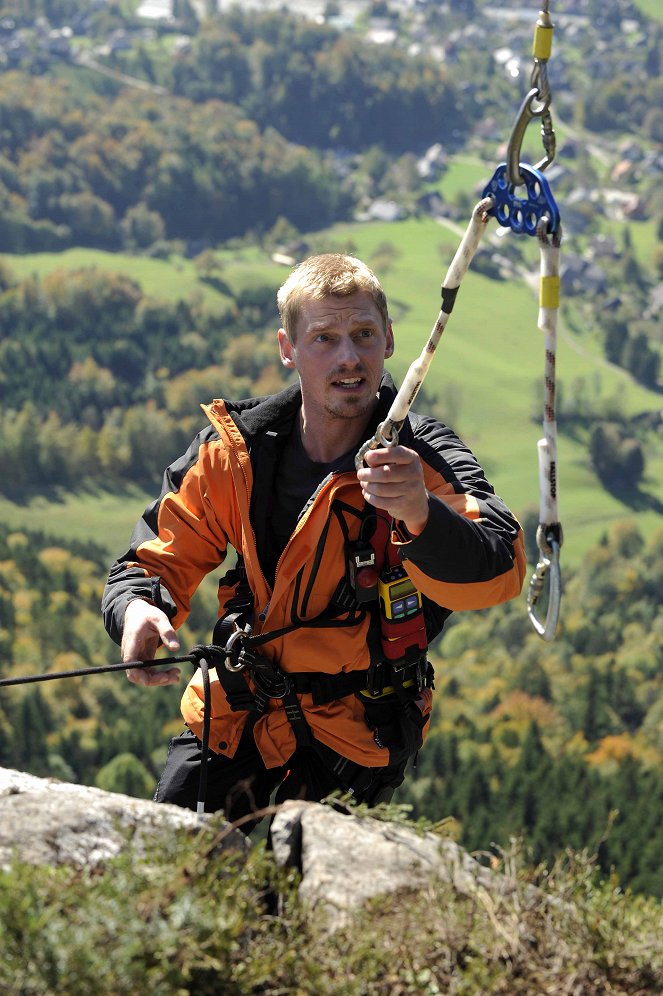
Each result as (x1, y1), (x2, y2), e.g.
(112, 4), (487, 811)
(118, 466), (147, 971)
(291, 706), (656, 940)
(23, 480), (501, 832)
(4, 246), (290, 313)
(602, 216), (660, 268)
(4, 248), (233, 311)
(0, 487), (153, 559)
(436, 155), (492, 201)
(633, 0), (663, 22)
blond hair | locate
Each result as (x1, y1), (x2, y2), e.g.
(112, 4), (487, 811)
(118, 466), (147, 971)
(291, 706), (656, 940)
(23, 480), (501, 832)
(277, 254), (389, 341)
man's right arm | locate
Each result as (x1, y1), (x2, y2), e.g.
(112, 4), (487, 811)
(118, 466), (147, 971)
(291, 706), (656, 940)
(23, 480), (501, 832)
(102, 425), (230, 677)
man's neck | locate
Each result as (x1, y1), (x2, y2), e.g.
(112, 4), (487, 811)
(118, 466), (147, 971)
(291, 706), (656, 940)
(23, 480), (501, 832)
(298, 408), (373, 464)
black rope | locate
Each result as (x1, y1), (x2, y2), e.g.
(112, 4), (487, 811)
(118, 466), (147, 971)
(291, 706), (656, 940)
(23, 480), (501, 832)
(197, 655), (212, 815)
(0, 655), (198, 687)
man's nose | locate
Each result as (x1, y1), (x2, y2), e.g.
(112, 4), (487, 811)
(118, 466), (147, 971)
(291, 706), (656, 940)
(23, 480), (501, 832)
(336, 336), (361, 365)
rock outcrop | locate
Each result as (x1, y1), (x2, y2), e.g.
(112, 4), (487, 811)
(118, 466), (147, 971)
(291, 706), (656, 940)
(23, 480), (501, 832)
(1, 767), (502, 928)
(270, 800), (504, 927)
(0, 766), (248, 868)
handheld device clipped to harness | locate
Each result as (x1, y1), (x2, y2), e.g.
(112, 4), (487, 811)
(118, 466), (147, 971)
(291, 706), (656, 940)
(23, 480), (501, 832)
(347, 508), (429, 702)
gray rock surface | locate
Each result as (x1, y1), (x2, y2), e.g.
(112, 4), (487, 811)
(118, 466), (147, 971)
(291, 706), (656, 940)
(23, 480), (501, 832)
(270, 800), (503, 926)
(0, 766), (248, 869)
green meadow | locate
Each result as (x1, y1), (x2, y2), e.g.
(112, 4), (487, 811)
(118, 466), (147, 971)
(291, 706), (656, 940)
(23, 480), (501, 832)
(6, 248), (235, 312)
(3, 214), (661, 571)
(633, 0), (663, 22)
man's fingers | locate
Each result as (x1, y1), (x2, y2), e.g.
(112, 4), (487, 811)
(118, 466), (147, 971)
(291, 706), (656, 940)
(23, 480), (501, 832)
(122, 601), (180, 660)
(156, 618), (180, 652)
(357, 445), (429, 535)
(121, 601), (181, 686)
(362, 445), (414, 467)
(125, 665), (181, 687)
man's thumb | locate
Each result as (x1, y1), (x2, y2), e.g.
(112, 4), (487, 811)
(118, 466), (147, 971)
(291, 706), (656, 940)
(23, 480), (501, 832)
(160, 624), (180, 652)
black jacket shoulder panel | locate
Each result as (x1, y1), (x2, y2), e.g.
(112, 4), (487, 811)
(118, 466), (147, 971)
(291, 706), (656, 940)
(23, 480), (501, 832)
(408, 410), (496, 496)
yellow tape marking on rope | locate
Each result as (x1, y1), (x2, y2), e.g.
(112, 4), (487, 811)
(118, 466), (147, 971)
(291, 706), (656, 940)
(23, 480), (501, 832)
(533, 23), (553, 61)
(540, 275), (560, 309)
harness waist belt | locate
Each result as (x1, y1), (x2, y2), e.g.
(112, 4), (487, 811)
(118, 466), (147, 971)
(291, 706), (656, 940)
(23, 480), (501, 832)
(288, 669), (370, 705)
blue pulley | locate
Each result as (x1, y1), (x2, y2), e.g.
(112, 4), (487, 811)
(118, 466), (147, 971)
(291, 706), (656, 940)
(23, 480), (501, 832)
(482, 162), (560, 236)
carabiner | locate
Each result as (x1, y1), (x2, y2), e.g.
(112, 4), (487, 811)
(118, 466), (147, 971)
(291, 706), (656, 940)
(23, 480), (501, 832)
(505, 87), (555, 187)
(354, 420), (399, 471)
(224, 623), (252, 672)
(526, 531), (562, 641)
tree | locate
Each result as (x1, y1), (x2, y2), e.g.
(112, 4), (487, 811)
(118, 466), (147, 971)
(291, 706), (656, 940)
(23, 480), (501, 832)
(120, 204), (165, 250)
(589, 423), (646, 490)
(95, 753), (154, 798)
(622, 332), (661, 388)
(56, 192), (117, 248)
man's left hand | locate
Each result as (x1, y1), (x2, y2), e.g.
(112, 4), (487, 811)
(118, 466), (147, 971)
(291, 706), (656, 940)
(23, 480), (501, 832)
(357, 445), (429, 536)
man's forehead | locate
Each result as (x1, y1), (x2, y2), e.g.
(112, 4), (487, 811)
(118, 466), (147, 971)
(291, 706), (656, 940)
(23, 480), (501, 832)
(299, 292), (383, 329)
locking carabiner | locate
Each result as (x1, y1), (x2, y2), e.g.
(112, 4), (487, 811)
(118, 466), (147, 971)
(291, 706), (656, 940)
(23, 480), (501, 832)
(224, 622), (252, 672)
(505, 87), (556, 187)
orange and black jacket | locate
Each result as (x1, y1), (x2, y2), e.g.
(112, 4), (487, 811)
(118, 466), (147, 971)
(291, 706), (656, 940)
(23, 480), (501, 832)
(102, 374), (526, 769)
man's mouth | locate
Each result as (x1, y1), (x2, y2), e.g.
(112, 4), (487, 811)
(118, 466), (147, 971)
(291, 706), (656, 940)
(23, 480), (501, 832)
(331, 377), (364, 389)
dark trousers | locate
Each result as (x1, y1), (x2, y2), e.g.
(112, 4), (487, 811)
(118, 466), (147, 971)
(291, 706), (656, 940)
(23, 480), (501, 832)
(154, 727), (406, 833)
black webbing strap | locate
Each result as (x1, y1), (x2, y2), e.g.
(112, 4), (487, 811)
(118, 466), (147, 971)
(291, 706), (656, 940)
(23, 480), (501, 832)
(288, 668), (369, 705)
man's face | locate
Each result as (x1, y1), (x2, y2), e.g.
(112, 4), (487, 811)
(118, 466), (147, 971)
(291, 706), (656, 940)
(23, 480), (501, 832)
(278, 291), (394, 427)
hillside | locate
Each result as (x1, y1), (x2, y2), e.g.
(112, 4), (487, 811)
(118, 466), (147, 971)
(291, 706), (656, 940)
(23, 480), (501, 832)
(0, 1), (661, 563)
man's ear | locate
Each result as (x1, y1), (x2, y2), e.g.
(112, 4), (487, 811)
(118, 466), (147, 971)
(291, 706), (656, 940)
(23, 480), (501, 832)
(278, 328), (296, 369)
(384, 321), (394, 359)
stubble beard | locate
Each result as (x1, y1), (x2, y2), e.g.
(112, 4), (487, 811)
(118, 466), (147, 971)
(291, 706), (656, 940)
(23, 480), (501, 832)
(323, 391), (376, 422)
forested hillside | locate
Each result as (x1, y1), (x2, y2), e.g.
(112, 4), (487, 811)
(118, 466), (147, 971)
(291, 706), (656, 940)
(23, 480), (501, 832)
(0, 263), (288, 491)
(0, 0), (661, 902)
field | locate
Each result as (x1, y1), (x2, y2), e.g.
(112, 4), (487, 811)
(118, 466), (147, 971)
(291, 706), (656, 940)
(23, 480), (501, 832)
(6, 248), (234, 312)
(3, 212), (662, 572)
(633, 0), (663, 22)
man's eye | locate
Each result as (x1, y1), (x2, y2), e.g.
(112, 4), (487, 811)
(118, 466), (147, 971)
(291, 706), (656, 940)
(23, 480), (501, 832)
(358, 329), (374, 338)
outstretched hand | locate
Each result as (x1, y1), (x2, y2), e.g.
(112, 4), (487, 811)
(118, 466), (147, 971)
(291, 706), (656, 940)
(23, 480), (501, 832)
(356, 445), (429, 536)
(121, 598), (182, 686)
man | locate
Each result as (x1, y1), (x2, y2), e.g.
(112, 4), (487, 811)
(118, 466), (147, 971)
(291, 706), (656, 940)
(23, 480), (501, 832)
(102, 253), (526, 828)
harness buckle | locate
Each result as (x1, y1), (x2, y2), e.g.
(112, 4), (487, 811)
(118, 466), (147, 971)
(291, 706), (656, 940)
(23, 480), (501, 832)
(348, 540), (379, 603)
(253, 664), (291, 701)
(366, 659), (387, 697)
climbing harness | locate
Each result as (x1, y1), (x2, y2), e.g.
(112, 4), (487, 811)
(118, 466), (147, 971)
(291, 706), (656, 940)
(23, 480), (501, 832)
(204, 526), (432, 762)
(357, 2), (563, 641)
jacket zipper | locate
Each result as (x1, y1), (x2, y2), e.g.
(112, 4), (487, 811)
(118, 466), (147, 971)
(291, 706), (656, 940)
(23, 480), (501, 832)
(266, 470), (355, 620)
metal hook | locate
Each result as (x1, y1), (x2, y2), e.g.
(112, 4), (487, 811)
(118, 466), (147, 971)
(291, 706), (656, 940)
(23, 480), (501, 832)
(526, 532), (562, 641)
(354, 420), (399, 471)
(224, 623), (252, 672)
(506, 87), (555, 187)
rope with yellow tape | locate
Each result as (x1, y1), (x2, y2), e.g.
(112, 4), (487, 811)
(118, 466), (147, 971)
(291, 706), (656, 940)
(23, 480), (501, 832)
(357, 3), (563, 640)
